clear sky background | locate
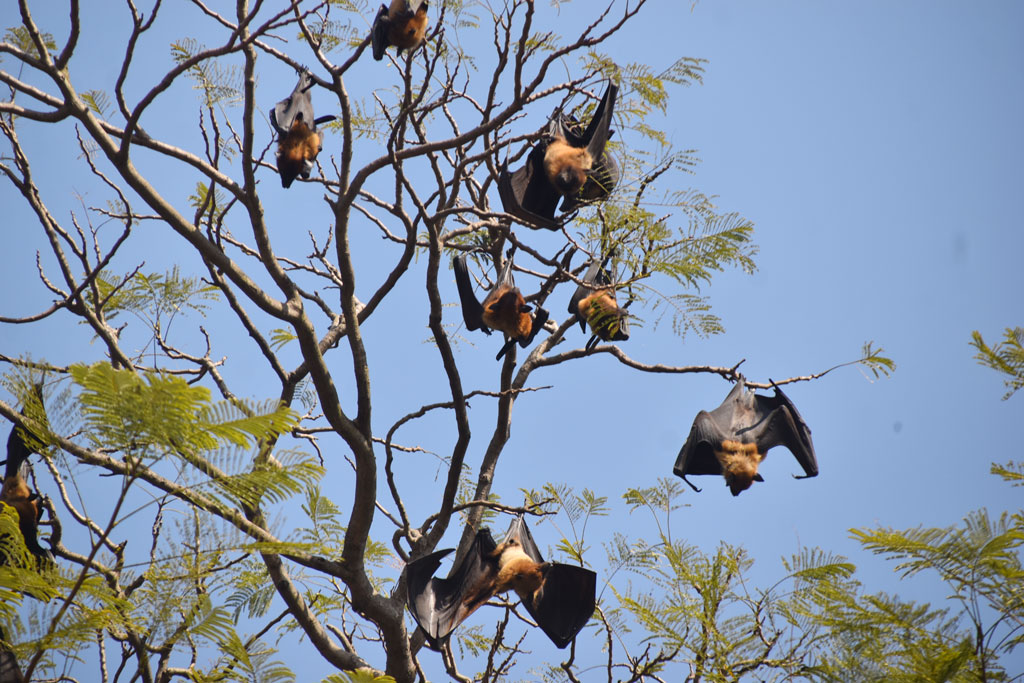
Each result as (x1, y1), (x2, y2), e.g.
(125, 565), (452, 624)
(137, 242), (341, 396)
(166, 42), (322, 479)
(2, 0), (1022, 678)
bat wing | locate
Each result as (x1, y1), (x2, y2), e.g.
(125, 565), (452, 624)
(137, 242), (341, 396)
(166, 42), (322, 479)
(568, 257), (606, 319)
(497, 149), (562, 230)
(524, 564), (596, 649)
(405, 529), (500, 648)
(370, 4), (391, 61)
(453, 255), (489, 334)
(501, 515), (595, 649)
(493, 250), (516, 290)
(672, 409), (733, 492)
(582, 82), (617, 168)
(520, 306), (549, 348)
(271, 70), (315, 135)
(751, 386), (818, 479)
(501, 514), (544, 563)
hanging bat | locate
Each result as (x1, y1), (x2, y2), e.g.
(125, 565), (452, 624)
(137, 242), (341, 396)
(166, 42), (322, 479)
(1, 391), (51, 562)
(498, 81), (618, 230)
(371, 0), (429, 61)
(405, 514), (596, 649)
(568, 253), (630, 350)
(270, 69), (336, 188)
(453, 249), (550, 361)
(673, 377), (818, 496)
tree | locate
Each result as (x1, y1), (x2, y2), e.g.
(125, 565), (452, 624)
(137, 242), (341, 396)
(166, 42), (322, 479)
(0, 1), (891, 681)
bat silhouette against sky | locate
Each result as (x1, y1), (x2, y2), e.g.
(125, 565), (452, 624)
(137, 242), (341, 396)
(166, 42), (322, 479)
(270, 69), (336, 188)
(405, 514), (596, 649)
(498, 81), (618, 229)
(371, 0), (429, 61)
(568, 253), (630, 350)
(673, 377), (818, 496)
(454, 249), (550, 361)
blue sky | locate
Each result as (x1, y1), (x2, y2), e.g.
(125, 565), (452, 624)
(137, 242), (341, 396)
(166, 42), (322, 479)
(2, 0), (1022, 678)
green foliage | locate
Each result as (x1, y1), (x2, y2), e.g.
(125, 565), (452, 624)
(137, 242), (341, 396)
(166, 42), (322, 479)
(805, 491), (1024, 681)
(99, 266), (219, 326)
(859, 340), (896, 379)
(323, 672), (398, 683)
(170, 39), (243, 107)
(71, 362), (297, 454)
(971, 327), (1024, 400)
(577, 189), (757, 340)
(2, 26), (56, 58)
(81, 89), (110, 117)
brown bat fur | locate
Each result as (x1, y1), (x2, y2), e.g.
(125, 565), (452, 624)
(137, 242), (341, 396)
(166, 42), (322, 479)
(1, 474), (41, 551)
(544, 139), (592, 196)
(577, 290), (626, 337)
(388, 0), (429, 51)
(277, 119), (322, 183)
(460, 539), (546, 613)
(492, 540), (547, 598)
(716, 439), (764, 496)
(481, 286), (533, 340)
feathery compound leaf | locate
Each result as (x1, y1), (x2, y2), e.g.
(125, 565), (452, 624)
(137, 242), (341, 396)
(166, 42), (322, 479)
(971, 326), (1024, 399)
(70, 363), (298, 460)
(860, 341), (896, 379)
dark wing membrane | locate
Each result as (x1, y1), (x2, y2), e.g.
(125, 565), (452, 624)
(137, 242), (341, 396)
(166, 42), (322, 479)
(271, 70), (315, 135)
(453, 255), (488, 333)
(501, 514), (544, 564)
(568, 258), (606, 318)
(370, 4), (391, 61)
(493, 251), (516, 290)
(497, 151), (562, 230)
(520, 307), (549, 347)
(753, 388), (818, 479)
(672, 411), (729, 489)
(582, 82), (617, 164)
(524, 564), (596, 649)
(405, 529), (499, 648)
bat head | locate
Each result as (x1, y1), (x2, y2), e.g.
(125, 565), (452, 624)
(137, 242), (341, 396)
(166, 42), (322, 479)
(719, 440), (764, 496)
(543, 139), (591, 196)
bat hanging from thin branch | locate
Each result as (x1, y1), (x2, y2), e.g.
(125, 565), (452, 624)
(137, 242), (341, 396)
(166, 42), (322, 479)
(673, 376), (818, 496)
(405, 514), (596, 649)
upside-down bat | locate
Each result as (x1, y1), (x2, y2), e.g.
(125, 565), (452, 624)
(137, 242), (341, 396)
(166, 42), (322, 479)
(1, 398), (51, 562)
(270, 70), (336, 188)
(405, 514), (596, 649)
(673, 376), (818, 496)
(453, 249), (550, 360)
(568, 253), (630, 350)
(498, 81), (618, 230)
(371, 0), (429, 61)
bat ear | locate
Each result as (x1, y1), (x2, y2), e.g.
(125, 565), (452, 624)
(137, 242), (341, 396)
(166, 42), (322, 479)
(753, 474), (764, 482)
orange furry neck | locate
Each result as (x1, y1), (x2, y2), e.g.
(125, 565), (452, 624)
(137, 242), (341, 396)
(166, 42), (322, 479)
(717, 440), (763, 496)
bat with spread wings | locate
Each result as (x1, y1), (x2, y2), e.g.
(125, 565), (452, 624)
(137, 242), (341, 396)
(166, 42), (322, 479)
(270, 70), (336, 188)
(453, 249), (550, 361)
(568, 253), (630, 350)
(405, 514), (596, 649)
(498, 82), (618, 229)
(673, 377), (818, 496)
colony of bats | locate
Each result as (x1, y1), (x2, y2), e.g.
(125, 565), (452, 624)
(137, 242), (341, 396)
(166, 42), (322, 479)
(0, 0), (822, 669)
